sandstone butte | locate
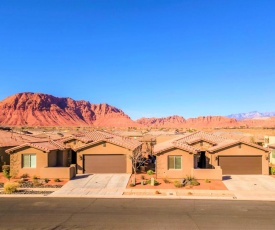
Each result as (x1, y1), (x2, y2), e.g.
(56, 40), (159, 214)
(0, 92), (274, 128)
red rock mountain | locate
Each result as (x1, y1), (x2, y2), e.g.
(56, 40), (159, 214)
(0, 92), (273, 128)
(137, 115), (238, 128)
(0, 93), (137, 127)
(136, 115), (186, 128)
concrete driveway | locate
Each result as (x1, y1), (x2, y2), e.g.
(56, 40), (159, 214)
(223, 175), (275, 191)
(50, 174), (131, 197)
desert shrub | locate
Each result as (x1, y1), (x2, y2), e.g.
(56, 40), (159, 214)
(129, 183), (135, 187)
(20, 173), (29, 179)
(4, 182), (19, 194)
(32, 175), (39, 180)
(54, 178), (61, 182)
(205, 179), (211, 183)
(44, 178), (50, 183)
(173, 180), (183, 188)
(190, 179), (200, 186)
(147, 170), (154, 175)
(163, 178), (170, 184)
(33, 179), (42, 187)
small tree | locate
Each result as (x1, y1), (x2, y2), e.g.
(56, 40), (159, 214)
(2, 165), (11, 181)
(129, 147), (147, 185)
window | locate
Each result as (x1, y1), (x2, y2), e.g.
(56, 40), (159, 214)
(272, 150), (275, 159)
(22, 154), (36, 168)
(168, 156), (182, 169)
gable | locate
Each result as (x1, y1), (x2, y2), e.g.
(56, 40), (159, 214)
(77, 141), (132, 155)
(213, 142), (266, 155)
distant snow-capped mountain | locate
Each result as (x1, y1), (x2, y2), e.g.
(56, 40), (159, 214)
(227, 111), (275, 120)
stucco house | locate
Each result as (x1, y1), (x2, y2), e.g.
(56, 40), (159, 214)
(154, 131), (270, 180)
(6, 140), (76, 179)
(61, 131), (142, 174)
(0, 130), (50, 171)
(4, 130), (142, 179)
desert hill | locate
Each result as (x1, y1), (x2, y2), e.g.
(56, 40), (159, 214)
(0, 92), (274, 128)
(0, 92), (137, 127)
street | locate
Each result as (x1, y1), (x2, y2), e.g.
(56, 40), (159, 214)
(0, 198), (275, 229)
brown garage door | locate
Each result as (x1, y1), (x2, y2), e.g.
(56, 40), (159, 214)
(219, 156), (262, 175)
(84, 154), (126, 173)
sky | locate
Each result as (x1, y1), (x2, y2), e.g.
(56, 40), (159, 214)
(0, 0), (275, 120)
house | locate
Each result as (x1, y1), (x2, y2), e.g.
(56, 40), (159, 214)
(61, 131), (142, 174)
(154, 131), (270, 180)
(0, 130), (50, 171)
(5, 140), (76, 179)
(4, 130), (142, 178)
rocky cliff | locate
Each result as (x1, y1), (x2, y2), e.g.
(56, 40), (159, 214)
(0, 93), (136, 127)
(137, 115), (238, 128)
(136, 115), (186, 128)
(0, 92), (273, 128)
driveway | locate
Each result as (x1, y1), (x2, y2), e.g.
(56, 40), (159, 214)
(50, 174), (131, 197)
(223, 175), (275, 191)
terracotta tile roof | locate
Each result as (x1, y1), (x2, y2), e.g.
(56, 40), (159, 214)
(5, 140), (67, 153)
(0, 130), (50, 147)
(154, 131), (269, 154)
(69, 131), (142, 151)
(175, 131), (228, 145)
(154, 136), (198, 155)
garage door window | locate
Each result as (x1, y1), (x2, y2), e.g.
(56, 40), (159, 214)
(168, 156), (182, 169)
(22, 154), (36, 168)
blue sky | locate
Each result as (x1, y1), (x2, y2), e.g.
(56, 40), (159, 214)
(0, 0), (274, 120)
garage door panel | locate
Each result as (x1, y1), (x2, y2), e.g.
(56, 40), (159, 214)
(219, 156), (262, 175)
(84, 154), (126, 173)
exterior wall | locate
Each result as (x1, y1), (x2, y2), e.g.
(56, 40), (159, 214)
(10, 147), (48, 178)
(269, 148), (275, 165)
(77, 141), (133, 174)
(40, 165), (76, 179)
(0, 147), (12, 171)
(211, 143), (269, 175)
(156, 148), (194, 179)
(264, 136), (275, 147)
(191, 166), (222, 180)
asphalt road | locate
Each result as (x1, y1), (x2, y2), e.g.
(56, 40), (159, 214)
(0, 198), (275, 230)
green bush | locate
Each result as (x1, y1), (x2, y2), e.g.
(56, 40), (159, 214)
(173, 180), (183, 188)
(205, 179), (211, 183)
(4, 182), (19, 194)
(163, 178), (170, 184)
(54, 178), (61, 182)
(44, 178), (50, 183)
(147, 170), (154, 175)
(129, 183), (135, 187)
(271, 167), (275, 175)
(2, 165), (11, 181)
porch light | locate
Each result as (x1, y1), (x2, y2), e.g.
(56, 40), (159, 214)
(215, 156), (218, 161)
(79, 154), (83, 160)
